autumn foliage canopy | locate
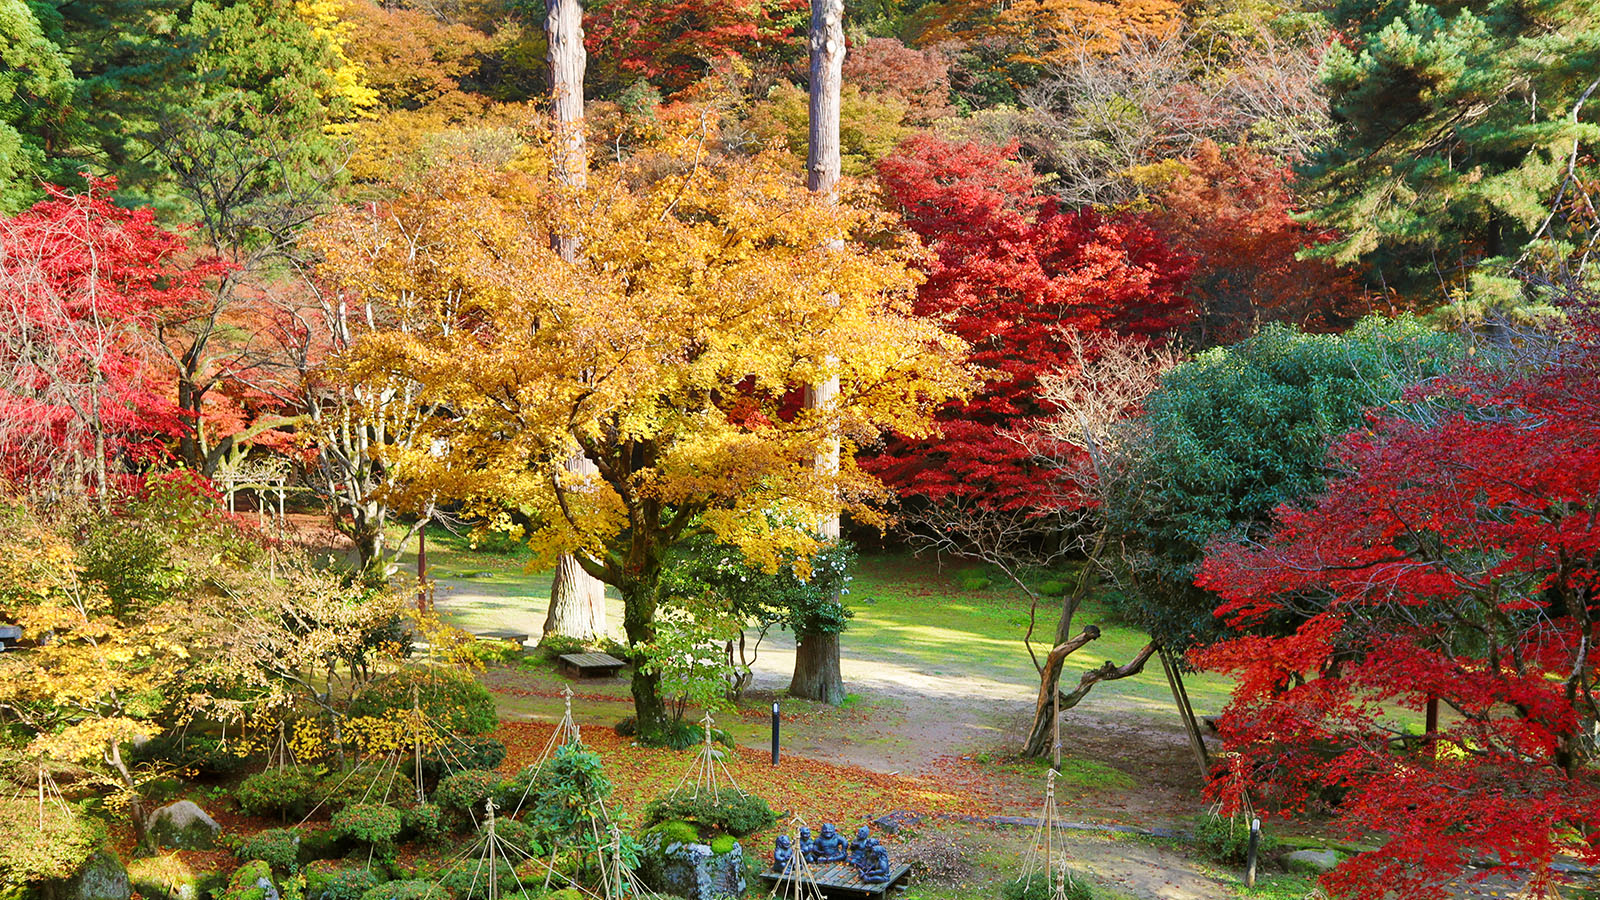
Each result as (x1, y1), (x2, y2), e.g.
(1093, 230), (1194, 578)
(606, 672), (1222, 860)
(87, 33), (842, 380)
(868, 136), (1192, 510)
(1195, 356), (1600, 899)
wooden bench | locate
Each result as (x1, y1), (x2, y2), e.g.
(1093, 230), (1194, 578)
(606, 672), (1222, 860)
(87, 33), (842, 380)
(758, 862), (911, 899)
(557, 652), (627, 679)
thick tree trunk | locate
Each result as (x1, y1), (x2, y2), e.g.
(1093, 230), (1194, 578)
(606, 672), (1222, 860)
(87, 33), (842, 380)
(790, 0), (848, 706)
(543, 0), (609, 635)
(545, 555), (606, 641)
(790, 631), (845, 705)
(619, 571), (669, 737)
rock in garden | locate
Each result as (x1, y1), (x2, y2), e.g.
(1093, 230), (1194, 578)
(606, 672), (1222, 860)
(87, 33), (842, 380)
(1284, 849), (1342, 875)
(640, 836), (746, 900)
(43, 850), (131, 900)
(147, 800), (222, 850)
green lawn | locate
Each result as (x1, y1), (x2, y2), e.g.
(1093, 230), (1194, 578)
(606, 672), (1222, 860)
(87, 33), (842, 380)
(388, 522), (1235, 720)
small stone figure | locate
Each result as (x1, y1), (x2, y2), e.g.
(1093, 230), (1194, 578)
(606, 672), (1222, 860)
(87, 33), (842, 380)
(861, 844), (893, 884)
(773, 834), (794, 872)
(812, 823), (847, 863)
(847, 826), (874, 870)
(798, 826), (816, 863)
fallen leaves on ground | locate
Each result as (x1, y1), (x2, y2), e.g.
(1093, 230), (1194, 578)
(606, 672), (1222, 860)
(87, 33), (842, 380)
(492, 721), (1002, 829)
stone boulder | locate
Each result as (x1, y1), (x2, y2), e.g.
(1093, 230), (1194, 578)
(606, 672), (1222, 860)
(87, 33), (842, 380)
(639, 836), (747, 900)
(43, 850), (131, 900)
(1284, 848), (1342, 875)
(147, 801), (221, 851)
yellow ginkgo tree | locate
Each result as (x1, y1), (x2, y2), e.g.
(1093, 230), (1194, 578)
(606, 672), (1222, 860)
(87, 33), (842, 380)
(310, 112), (974, 737)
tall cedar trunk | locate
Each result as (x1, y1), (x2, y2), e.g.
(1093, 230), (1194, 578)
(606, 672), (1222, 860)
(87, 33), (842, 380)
(789, 0), (848, 704)
(542, 0), (609, 641)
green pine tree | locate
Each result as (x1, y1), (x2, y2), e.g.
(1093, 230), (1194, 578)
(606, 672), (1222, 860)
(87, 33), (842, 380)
(1303, 0), (1600, 314)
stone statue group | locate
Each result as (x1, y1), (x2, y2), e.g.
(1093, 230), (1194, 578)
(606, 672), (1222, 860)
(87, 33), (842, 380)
(773, 823), (893, 884)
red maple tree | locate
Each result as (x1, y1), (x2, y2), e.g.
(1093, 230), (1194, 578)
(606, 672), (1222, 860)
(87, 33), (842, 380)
(868, 136), (1192, 510)
(0, 178), (225, 495)
(1193, 359), (1600, 899)
(584, 0), (806, 94)
(1154, 140), (1366, 347)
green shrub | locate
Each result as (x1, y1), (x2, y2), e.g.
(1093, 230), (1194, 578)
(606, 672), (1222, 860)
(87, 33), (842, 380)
(359, 880), (447, 900)
(1195, 814), (1277, 866)
(237, 766), (321, 819)
(130, 732), (252, 777)
(401, 803), (445, 844)
(307, 866), (382, 900)
(416, 736), (506, 780)
(646, 820), (700, 846)
(1001, 873), (1095, 900)
(438, 860), (519, 900)
(223, 861), (276, 900)
(297, 827), (341, 864)
(956, 571), (992, 591)
(330, 804), (403, 854)
(234, 828), (302, 874)
(1034, 580), (1068, 597)
(435, 769), (503, 825)
(0, 803), (104, 885)
(537, 634), (587, 658)
(483, 818), (541, 857)
(641, 791), (775, 837)
(349, 667), (497, 736)
(317, 765), (385, 813)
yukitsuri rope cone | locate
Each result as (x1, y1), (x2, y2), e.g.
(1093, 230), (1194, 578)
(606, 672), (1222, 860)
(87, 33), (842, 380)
(510, 683), (585, 817)
(771, 815), (827, 900)
(9, 756), (73, 831)
(1016, 769), (1082, 900)
(671, 711), (744, 800)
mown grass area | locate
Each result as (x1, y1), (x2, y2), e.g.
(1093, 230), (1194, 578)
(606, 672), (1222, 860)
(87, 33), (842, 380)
(388, 521), (1236, 719)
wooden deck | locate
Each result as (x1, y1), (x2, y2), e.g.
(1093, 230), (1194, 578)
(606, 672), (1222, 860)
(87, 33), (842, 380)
(758, 862), (911, 898)
(558, 652), (627, 679)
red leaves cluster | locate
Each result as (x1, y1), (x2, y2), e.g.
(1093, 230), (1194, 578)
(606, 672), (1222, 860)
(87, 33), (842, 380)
(0, 178), (229, 491)
(1153, 141), (1364, 346)
(868, 136), (1192, 510)
(1193, 360), (1600, 899)
(584, 0), (806, 94)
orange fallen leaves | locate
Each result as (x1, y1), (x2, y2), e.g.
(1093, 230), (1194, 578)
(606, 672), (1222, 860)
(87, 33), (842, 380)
(492, 722), (1002, 831)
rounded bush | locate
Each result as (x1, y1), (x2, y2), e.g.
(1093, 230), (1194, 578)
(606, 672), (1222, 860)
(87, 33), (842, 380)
(1001, 873), (1095, 900)
(416, 736), (506, 780)
(350, 667), (497, 736)
(307, 865), (381, 900)
(359, 880), (447, 900)
(237, 766), (321, 819)
(435, 769), (503, 824)
(234, 828), (301, 874)
(484, 817), (540, 857)
(641, 792), (775, 837)
(330, 804), (403, 851)
(318, 765), (385, 813)
(1195, 814), (1277, 866)
(401, 803), (445, 844)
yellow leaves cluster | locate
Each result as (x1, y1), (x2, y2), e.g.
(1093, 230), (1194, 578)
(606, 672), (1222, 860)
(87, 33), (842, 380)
(309, 109), (974, 581)
(346, 709), (441, 758)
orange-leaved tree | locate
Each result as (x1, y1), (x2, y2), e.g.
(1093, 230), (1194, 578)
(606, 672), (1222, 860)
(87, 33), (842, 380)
(311, 113), (973, 738)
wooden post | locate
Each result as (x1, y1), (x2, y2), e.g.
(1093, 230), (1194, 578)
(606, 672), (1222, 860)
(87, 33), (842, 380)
(38, 754), (45, 829)
(413, 684), (425, 803)
(1160, 649), (1211, 782)
(417, 524), (428, 613)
